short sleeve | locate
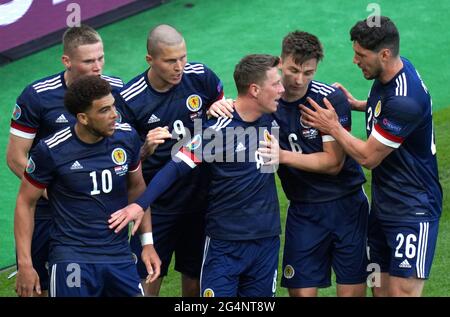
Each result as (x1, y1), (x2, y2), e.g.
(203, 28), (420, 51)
(128, 128), (142, 172)
(24, 141), (55, 189)
(203, 65), (224, 105)
(10, 86), (41, 139)
(372, 96), (422, 148)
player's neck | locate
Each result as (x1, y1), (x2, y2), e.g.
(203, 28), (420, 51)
(282, 87), (308, 103)
(379, 57), (404, 84)
(234, 97), (263, 122)
(74, 123), (104, 144)
(147, 69), (173, 93)
(64, 71), (73, 87)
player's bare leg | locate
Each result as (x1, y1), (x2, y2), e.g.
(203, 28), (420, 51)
(181, 274), (200, 297)
(337, 283), (366, 297)
(288, 287), (318, 297)
(388, 276), (424, 297)
(372, 272), (390, 297)
(142, 277), (163, 296)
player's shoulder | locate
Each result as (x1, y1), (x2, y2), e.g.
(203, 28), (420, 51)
(119, 71), (148, 103)
(114, 122), (139, 138)
(183, 61), (218, 80)
(25, 72), (64, 96)
(205, 116), (234, 131)
(41, 126), (74, 151)
(184, 62), (207, 75)
(310, 80), (347, 105)
(101, 74), (124, 90)
(310, 80), (337, 97)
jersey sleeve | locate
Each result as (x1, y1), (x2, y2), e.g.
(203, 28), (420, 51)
(372, 96), (423, 148)
(23, 141), (55, 189)
(134, 120), (221, 210)
(203, 65), (224, 106)
(128, 128), (142, 172)
(10, 86), (41, 139)
(321, 89), (351, 142)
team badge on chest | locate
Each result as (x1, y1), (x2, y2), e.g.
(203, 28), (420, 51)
(374, 100), (382, 117)
(111, 148), (127, 165)
(186, 94), (203, 112)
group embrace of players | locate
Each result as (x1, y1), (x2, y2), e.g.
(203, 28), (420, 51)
(10, 16), (442, 297)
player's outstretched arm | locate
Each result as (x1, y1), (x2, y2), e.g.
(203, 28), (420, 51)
(14, 178), (44, 297)
(301, 97), (393, 169)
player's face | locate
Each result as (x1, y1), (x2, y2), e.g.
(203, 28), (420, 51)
(352, 41), (382, 80)
(64, 42), (105, 80)
(147, 41), (187, 91)
(258, 67), (285, 113)
(281, 55), (317, 98)
(84, 93), (118, 138)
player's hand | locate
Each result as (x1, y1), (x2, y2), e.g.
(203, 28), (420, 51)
(257, 134), (280, 166)
(207, 98), (234, 118)
(141, 245), (161, 284)
(16, 265), (41, 297)
(140, 126), (172, 160)
(108, 203), (145, 235)
(300, 97), (339, 135)
(332, 82), (367, 111)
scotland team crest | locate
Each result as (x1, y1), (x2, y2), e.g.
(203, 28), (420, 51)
(111, 148), (127, 165)
(186, 94), (203, 112)
(12, 104), (21, 120)
(283, 265), (295, 279)
(203, 288), (214, 297)
(374, 100), (382, 117)
(26, 157), (35, 174)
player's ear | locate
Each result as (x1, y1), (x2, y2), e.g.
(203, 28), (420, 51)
(145, 54), (153, 66)
(77, 112), (89, 126)
(249, 83), (259, 98)
(62, 54), (71, 70)
(379, 48), (391, 61)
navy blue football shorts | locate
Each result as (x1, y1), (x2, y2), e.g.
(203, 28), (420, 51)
(130, 211), (205, 279)
(281, 189), (370, 289)
(48, 261), (143, 297)
(200, 236), (279, 297)
(368, 213), (439, 279)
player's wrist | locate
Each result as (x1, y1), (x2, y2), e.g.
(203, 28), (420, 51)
(140, 232), (153, 246)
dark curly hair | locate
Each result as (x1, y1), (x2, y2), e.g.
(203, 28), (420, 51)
(234, 54), (280, 95)
(64, 75), (111, 115)
(350, 16), (399, 56)
(281, 31), (324, 65)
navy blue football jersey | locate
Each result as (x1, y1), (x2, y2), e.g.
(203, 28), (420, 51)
(10, 72), (124, 219)
(366, 57), (442, 222)
(24, 124), (140, 263)
(116, 63), (224, 214)
(174, 113), (281, 240)
(273, 80), (366, 203)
